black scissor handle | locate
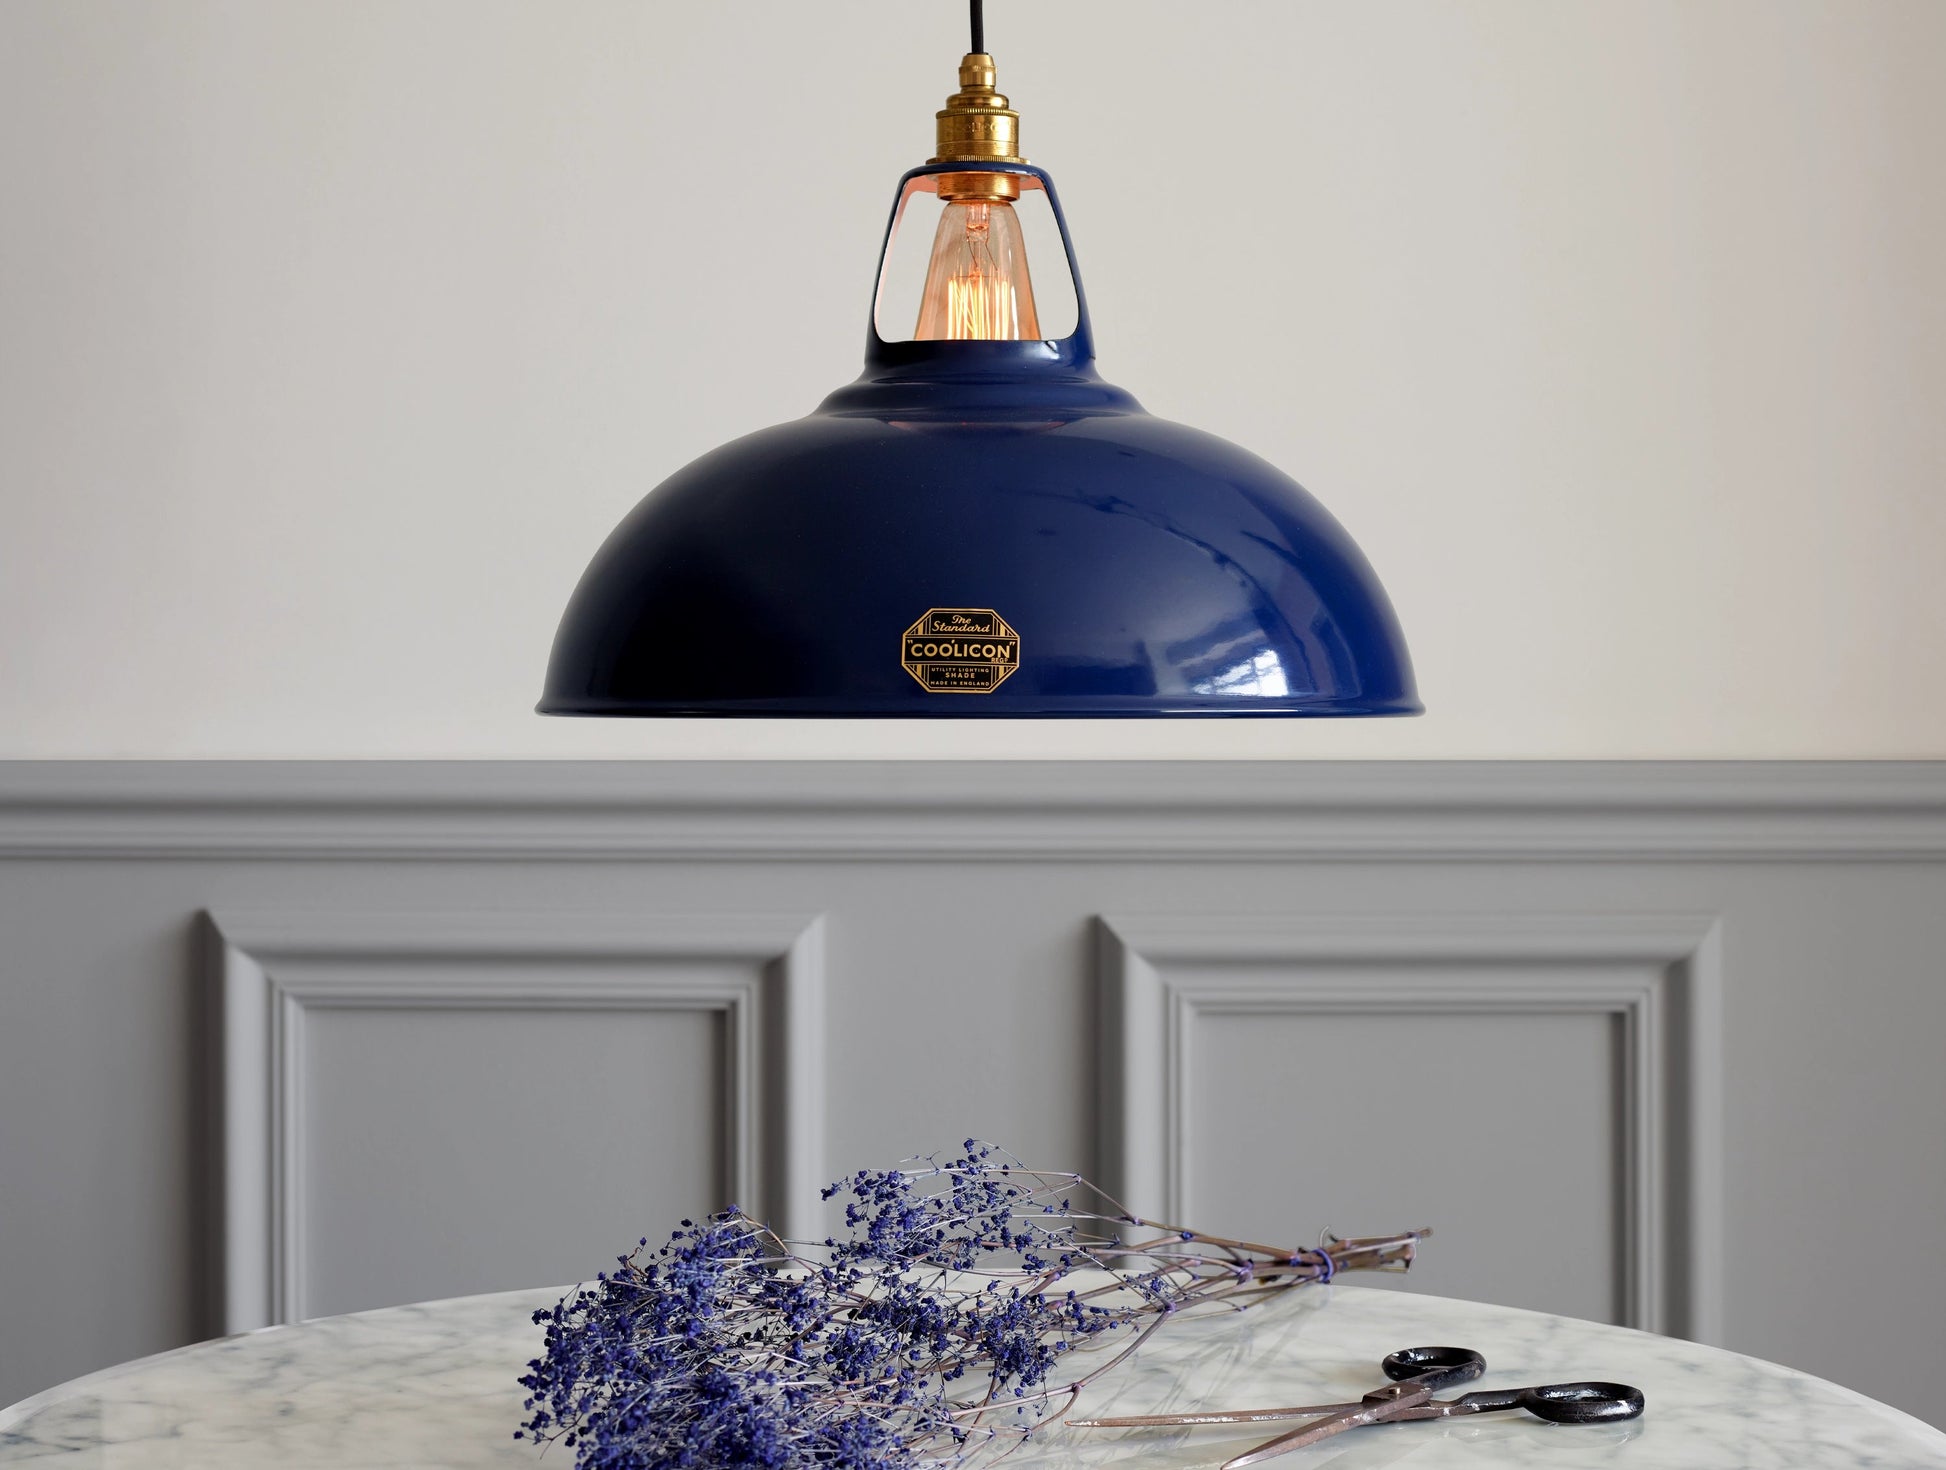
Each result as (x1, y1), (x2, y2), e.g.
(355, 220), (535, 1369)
(1451, 1381), (1646, 1423)
(1380, 1346), (1488, 1394)
(1518, 1381), (1645, 1424)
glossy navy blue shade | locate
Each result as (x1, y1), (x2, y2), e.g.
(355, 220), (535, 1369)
(540, 162), (1419, 717)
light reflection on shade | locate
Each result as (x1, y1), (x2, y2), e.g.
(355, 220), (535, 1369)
(1192, 648), (1290, 697)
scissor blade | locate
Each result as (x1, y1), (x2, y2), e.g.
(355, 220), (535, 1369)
(1068, 1404), (1362, 1428)
(1221, 1386), (1433, 1469)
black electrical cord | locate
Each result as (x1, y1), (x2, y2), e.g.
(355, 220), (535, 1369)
(970, 0), (984, 54)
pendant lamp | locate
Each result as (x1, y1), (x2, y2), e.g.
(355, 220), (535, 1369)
(539, 4), (1419, 718)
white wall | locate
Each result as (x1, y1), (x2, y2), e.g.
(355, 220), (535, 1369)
(1, 0), (1940, 759)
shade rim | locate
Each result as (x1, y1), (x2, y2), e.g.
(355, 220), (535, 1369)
(536, 696), (1425, 719)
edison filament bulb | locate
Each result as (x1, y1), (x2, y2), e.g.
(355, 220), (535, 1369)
(915, 197), (1040, 341)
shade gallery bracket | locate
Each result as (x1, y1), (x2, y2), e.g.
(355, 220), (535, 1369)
(538, 6), (1419, 719)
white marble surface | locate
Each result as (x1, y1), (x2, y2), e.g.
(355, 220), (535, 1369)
(3, 1284), (1943, 1467)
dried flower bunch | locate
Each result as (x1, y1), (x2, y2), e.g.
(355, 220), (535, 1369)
(519, 1142), (1425, 1470)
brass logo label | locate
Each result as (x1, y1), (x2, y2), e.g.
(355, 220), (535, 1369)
(901, 608), (1021, 694)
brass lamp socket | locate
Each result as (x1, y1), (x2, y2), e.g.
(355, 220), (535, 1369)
(934, 170), (1021, 204)
(931, 52), (1025, 168)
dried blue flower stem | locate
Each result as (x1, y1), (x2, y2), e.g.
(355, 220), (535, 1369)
(518, 1142), (1426, 1470)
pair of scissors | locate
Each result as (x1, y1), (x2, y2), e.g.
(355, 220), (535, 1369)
(1069, 1346), (1645, 1466)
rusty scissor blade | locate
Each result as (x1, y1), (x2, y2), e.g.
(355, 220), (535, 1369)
(1068, 1404), (1361, 1428)
(1220, 1383), (1435, 1469)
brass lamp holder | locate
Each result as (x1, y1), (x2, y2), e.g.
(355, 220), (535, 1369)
(931, 48), (1025, 203)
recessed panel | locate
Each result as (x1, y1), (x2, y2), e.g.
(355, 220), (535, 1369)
(1188, 988), (1622, 1323)
(302, 985), (725, 1318)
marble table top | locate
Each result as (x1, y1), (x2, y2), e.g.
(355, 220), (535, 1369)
(3, 1283), (1943, 1468)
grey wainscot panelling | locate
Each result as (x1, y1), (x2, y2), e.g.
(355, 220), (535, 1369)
(0, 762), (1943, 1429)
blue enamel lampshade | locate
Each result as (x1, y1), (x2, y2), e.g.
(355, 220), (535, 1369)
(539, 157), (1419, 718)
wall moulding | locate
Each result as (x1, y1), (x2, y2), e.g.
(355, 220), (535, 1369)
(205, 909), (825, 1333)
(1095, 913), (1725, 1343)
(1, 761), (1945, 863)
